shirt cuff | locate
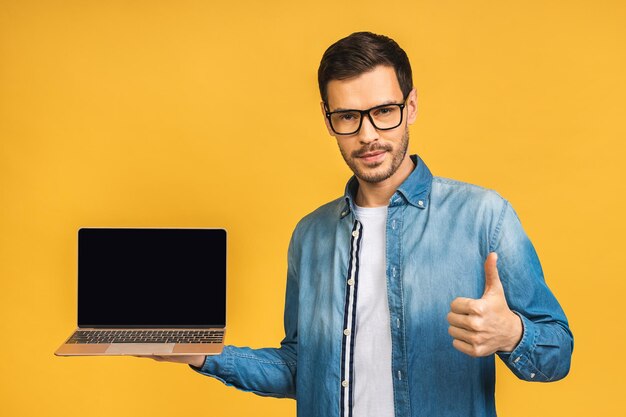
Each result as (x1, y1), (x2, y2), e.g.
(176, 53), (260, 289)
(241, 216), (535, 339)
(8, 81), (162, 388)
(497, 311), (548, 381)
(189, 345), (233, 385)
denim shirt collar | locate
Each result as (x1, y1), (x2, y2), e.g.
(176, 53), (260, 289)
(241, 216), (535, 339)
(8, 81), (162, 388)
(340, 154), (433, 218)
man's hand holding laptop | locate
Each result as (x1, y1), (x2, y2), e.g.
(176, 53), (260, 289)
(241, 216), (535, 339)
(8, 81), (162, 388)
(137, 355), (206, 368)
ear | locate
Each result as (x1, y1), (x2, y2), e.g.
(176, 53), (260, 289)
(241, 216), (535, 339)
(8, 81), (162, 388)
(406, 88), (418, 125)
(320, 101), (335, 136)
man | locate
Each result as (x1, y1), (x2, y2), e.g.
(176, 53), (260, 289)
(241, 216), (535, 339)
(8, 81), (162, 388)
(149, 32), (573, 417)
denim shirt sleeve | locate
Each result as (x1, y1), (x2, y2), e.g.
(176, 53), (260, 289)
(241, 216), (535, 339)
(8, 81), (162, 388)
(188, 233), (299, 398)
(492, 200), (574, 382)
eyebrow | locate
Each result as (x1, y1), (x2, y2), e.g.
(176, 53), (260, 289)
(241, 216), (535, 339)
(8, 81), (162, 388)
(330, 98), (402, 112)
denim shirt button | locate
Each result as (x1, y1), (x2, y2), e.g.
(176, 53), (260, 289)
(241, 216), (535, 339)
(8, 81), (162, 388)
(352, 230), (359, 238)
(514, 356), (521, 363)
(347, 278), (355, 286)
(418, 200), (424, 207)
(341, 380), (348, 387)
(343, 329), (351, 336)
(530, 373), (536, 379)
(391, 220), (397, 230)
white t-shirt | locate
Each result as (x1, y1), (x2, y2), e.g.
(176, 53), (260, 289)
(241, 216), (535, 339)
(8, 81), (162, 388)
(353, 204), (394, 417)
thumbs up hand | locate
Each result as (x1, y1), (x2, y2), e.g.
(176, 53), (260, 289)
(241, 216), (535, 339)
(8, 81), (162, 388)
(447, 252), (523, 357)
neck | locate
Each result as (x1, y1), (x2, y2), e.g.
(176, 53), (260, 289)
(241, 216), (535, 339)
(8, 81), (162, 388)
(355, 154), (416, 207)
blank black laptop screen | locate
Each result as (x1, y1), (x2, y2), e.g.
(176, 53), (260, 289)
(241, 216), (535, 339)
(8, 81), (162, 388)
(78, 228), (226, 328)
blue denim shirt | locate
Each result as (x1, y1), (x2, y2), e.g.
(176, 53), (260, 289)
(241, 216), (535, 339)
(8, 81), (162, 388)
(192, 155), (573, 417)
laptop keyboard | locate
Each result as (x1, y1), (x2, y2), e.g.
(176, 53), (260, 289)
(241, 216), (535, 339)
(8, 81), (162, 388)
(67, 329), (224, 344)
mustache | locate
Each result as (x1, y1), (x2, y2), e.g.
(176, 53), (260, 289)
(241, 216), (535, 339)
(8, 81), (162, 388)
(351, 143), (393, 158)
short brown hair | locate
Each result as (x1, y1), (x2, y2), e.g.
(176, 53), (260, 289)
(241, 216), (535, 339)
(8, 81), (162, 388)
(318, 31), (413, 104)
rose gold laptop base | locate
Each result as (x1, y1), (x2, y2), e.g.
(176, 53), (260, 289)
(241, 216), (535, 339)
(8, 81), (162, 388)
(55, 328), (225, 356)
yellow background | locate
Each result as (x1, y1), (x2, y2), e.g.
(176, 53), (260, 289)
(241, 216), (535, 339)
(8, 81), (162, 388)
(1, 0), (624, 416)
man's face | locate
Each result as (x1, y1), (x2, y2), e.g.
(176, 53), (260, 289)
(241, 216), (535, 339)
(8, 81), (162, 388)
(322, 65), (417, 184)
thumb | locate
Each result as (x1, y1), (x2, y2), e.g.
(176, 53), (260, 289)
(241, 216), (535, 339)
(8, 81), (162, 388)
(482, 252), (504, 297)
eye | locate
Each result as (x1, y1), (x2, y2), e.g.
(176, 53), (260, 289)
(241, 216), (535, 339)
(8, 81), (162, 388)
(373, 105), (398, 117)
(337, 112), (359, 121)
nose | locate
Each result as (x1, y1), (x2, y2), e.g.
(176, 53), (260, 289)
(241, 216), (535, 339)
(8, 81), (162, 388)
(357, 114), (379, 144)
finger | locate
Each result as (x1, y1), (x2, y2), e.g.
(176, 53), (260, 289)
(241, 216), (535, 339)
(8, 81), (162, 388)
(483, 252), (504, 297)
(452, 338), (492, 357)
(448, 325), (477, 344)
(452, 338), (477, 357)
(136, 355), (175, 362)
(451, 297), (489, 317)
(450, 297), (477, 314)
(447, 311), (474, 330)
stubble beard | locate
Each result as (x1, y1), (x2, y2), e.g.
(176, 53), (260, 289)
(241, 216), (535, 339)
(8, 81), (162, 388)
(339, 127), (410, 184)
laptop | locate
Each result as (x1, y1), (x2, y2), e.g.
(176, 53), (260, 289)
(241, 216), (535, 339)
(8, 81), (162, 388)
(55, 227), (227, 356)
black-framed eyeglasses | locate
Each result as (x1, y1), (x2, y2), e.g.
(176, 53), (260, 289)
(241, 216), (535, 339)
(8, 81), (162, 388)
(324, 97), (408, 136)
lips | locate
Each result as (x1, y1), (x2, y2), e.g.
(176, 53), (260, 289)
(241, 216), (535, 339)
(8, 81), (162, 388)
(360, 150), (385, 158)
(358, 150), (387, 164)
